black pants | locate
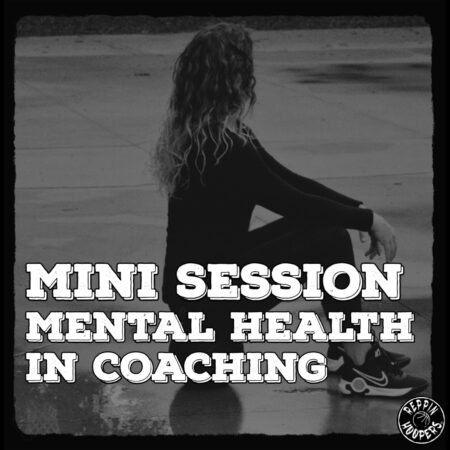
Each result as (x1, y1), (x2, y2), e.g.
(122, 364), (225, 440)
(169, 218), (361, 358)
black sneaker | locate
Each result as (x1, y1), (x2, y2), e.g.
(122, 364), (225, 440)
(328, 341), (411, 373)
(338, 346), (428, 398)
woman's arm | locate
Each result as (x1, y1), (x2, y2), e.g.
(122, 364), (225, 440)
(244, 126), (363, 207)
(224, 130), (397, 260)
(226, 137), (374, 231)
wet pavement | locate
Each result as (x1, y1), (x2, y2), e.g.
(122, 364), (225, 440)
(14, 26), (432, 435)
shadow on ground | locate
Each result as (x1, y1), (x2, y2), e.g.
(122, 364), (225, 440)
(285, 61), (431, 93)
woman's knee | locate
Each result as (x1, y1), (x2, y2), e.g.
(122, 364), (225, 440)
(314, 226), (354, 262)
(328, 226), (352, 245)
(309, 225), (351, 247)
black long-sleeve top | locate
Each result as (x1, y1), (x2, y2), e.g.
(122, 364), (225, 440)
(161, 126), (373, 304)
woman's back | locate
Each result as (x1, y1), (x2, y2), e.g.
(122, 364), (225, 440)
(164, 133), (256, 265)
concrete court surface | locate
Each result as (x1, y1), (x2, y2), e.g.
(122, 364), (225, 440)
(13, 26), (432, 435)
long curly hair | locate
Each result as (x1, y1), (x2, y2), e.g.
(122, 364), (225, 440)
(152, 22), (256, 195)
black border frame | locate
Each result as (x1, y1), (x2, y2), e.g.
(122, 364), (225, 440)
(4, 0), (447, 448)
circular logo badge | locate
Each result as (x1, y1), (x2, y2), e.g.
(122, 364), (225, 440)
(398, 397), (445, 444)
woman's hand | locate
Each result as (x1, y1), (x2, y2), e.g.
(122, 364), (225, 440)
(367, 212), (398, 262)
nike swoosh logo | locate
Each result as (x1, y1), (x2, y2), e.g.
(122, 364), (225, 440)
(353, 368), (389, 387)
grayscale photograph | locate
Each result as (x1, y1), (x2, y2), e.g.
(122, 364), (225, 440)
(11, 11), (439, 438)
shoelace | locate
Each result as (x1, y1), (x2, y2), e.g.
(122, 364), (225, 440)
(372, 341), (404, 368)
(376, 350), (403, 377)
